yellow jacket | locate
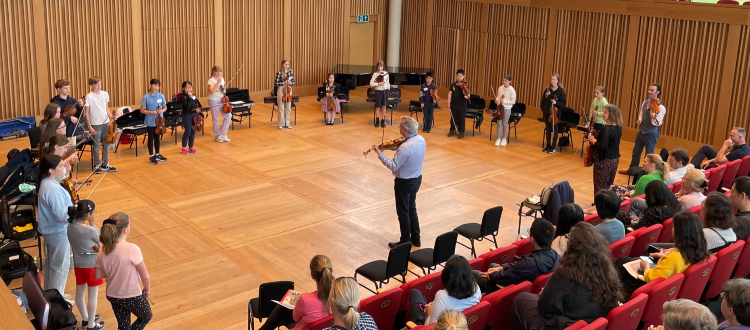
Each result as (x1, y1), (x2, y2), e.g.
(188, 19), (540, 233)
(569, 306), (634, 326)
(643, 249), (690, 282)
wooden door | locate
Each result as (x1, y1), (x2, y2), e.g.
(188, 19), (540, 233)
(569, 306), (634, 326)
(349, 22), (375, 66)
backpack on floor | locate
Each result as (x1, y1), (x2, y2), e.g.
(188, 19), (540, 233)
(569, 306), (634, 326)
(44, 288), (78, 330)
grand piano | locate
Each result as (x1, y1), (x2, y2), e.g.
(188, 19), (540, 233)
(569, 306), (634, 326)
(331, 65), (431, 90)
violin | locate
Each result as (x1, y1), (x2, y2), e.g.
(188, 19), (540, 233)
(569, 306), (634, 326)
(282, 81), (293, 103)
(647, 98), (661, 125)
(363, 137), (406, 156)
(154, 105), (168, 135)
(547, 92), (559, 125)
(375, 74), (385, 84)
(327, 85), (336, 111)
(221, 65), (243, 113)
(62, 96), (85, 116)
(488, 85), (504, 121)
(430, 88), (438, 103)
(193, 112), (204, 132)
(584, 112), (597, 166)
(105, 115), (117, 144)
(457, 81), (471, 98)
(62, 178), (91, 202)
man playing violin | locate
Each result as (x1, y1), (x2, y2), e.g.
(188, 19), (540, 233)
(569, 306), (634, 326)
(448, 69), (469, 139)
(51, 79), (86, 138)
(372, 116), (427, 249)
(621, 83), (666, 175)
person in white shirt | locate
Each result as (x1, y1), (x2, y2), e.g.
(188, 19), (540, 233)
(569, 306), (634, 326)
(666, 148), (689, 185)
(408, 256), (482, 326)
(371, 116), (426, 248)
(84, 76), (117, 173)
(370, 60), (390, 128)
(494, 75), (517, 147)
(207, 66), (231, 143)
(676, 165), (707, 211)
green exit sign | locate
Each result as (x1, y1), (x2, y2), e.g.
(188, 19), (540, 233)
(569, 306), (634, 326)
(357, 15), (369, 23)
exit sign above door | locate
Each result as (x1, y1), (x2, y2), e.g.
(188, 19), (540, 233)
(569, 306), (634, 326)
(357, 15), (369, 23)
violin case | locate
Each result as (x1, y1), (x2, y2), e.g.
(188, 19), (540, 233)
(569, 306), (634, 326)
(0, 116), (36, 140)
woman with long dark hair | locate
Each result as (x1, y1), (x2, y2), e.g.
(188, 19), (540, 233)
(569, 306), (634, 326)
(626, 180), (681, 230)
(616, 211), (710, 296)
(541, 73), (566, 154)
(702, 192), (737, 253)
(409, 255), (481, 326)
(512, 222), (622, 329)
(551, 204), (584, 255)
(40, 103), (62, 133)
(588, 104), (622, 195)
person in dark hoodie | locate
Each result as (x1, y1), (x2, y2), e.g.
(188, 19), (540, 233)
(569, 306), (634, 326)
(473, 218), (559, 294)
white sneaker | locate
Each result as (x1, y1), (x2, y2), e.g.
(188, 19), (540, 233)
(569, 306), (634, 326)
(215, 137), (223, 143)
(500, 139), (507, 147)
(278, 126), (284, 130)
(286, 125), (292, 129)
(63, 294), (75, 306)
(494, 139), (502, 147)
(222, 135), (230, 142)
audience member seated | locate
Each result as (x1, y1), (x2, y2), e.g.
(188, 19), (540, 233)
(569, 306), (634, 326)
(322, 277), (378, 330)
(260, 255), (334, 330)
(434, 309), (468, 330)
(689, 127), (750, 170)
(609, 154), (669, 201)
(731, 177), (750, 241)
(616, 211), (710, 296)
(718, 279), (750, 330)
(511, 222), (623, 330)
(473, 218), (559, 293)
(551, 204), (583, 255)
(702, 192), (738, 253)
(622, 181), (681, 230)
(593, 190), (626, 243)
(666, 148), (690, 185)
(676, 165), (708, 211)
(409, 255), (481, 326)
(648, 299), (718, 330)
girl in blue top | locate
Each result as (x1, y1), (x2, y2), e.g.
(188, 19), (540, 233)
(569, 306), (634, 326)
(38, 154), (74, 299)
(140, 79), (168, 165)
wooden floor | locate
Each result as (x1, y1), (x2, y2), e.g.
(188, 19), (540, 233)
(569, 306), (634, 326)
(2, 87), (636, 329)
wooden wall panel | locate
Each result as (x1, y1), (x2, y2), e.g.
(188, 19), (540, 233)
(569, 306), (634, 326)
(44, 0), (136, 109)
(630, 17), (729, 144)
(290, 0), (346, 86)
(483, 4), (548, 107)
(552, 11), (629, 116)
(351, 0), (387, 63)
(430, 27), (458, 89)
(222, 0), (284, 93)
(399, 0), (429, 69)
(141, 0), (214, 98)
(433, 0), (483, 31)
(0, 0), (40, 118)
(457, 30), (485, 94)
(727, 25), (749, 135)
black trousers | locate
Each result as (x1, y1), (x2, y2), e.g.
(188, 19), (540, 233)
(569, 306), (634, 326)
(258, 304), (296, 330)
(395, 176), (422, 244)
(182, 113), (197, 148)
(450, 107), (466, 133)
(408, 289), (428, 325)
(691, 145), (721, 168)
(544, 121), (558, 149)
(146, 126), (160, 155)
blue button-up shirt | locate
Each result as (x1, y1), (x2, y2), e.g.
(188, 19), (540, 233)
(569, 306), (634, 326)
(141, 92), (167, 127)
(378, 134), (426, 179)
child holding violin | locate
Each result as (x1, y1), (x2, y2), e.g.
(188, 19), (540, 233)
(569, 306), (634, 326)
(179, 81), (202, 154)
(419, 72), (438, 133)
(541, 73), (567, 154)
(321, 73), (341, 125)
(140, 79), (168, 165)
(67, 199), (105, 330)
(207, 65), (231, 143)
(275, 59), (295, 129)
(85, 76), (117, 174)
(447, 69), (469, 139)
(51, 79), (86, 138)
(370, 60), (390, 128)
(494, 75), (516, 147)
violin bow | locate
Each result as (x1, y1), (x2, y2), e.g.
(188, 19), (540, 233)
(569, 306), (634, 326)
(225, 64), (244, 89)
(75, 163), (102, 194)
(85, 171), (107, 200)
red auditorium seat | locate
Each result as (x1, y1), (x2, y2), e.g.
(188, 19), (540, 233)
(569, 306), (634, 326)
(513, 238), (535, 258)
(468, 257), (484, 271)
(739, 156), (750, 176)
(744, 1), (750, 5)
(565, 320), (589, 329)
(481, 281), (533, 330)
(671, 180), (682, 194)
(605, 293), (647, 330)
(610, 236), (635, 260)
(584, 318), (608, 330)
(705, 165), (726, 195)
(717, 0), (739, 4)
(584, 214), (601, 226)
(291, 315), (333, 330)
(631, 274), (685, 330)
(531, 273), (552, 294)
(689, 205), (702, 216)
(720, 159), (743, 191)
(676, 255), (716, 302)
(359, 287), (402, 330)
(399, 272), (445, 321)
(477, 245), (518, 272)
(627, 224), (663, 257)
(462, 301), (490, 330)
(733, 237), (750, 279)
(657, 218), (674, 243)
(703, 240), (745, 301)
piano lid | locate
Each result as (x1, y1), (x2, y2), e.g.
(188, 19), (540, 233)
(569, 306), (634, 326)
(331, 65), (431, 75)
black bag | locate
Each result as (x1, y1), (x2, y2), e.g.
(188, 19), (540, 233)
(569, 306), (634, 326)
(44, 288), (78, 330)
(0, 241), (36, 285)
(559, 135), (570, 147)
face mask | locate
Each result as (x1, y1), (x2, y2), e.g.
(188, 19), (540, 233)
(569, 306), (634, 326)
(55, 168), (67, 182)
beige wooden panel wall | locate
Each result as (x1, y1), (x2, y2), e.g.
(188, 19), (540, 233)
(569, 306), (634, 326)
(399, 0), (429, 69)
(44, 0), (136, 109)
(727, 25), (750, 135)
(0, 0), (40, 118)
(290, 0), (347, 87)
(141, 0), (214, 98)
(351, 0), (387, 63)
(630, 17), (729, 144)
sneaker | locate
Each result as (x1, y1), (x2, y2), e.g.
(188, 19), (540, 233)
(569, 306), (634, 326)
(216, 136), (224, 142)
(189, 148), (197, 153)
(381, 119), (388, 127)
(156, 154), (167, 162)
(85, 321), (105, 330)
(63, 294), (75, 306)
(278, 126), (284, 130)
(285, 126), (292, 129)
(546, 148), (556, 154)
(94, 167), (102, 174)
(101, 164), (117, 172)
(500, 139), (507, 147)
(495, 139), (502, 147)
(375, 119), (380, 127)
(181, 148), (188, 155)
(149, 155), (158, 165)
(82, 315), (102, 327)
(222, 135), (231, 142)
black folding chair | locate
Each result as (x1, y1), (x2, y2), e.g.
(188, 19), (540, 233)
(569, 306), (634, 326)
(354, 242), (411, 294)
(454, 206), (503, 258)
(247, 281), (294, 330)
(408, 231), (459, 276)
